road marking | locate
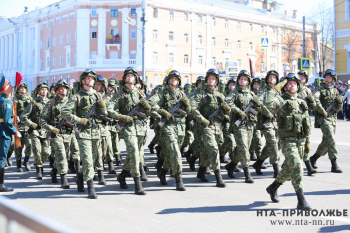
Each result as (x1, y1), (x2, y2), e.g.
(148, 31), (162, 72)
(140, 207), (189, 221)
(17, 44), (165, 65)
(150, 219), (161, 223)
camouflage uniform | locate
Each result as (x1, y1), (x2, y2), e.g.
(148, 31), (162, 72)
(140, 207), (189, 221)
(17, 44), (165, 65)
(249, 86), (263, 160)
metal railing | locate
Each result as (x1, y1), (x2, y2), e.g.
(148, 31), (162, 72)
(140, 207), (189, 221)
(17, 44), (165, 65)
(0, 195), (78, 233)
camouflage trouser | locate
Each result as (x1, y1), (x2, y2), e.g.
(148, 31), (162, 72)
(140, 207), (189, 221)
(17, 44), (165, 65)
(259, 127), (280, 164)
(50, 142), (55, 160)
(199, 128), (221, 171)
(69, 134), (80, 162)
(101, 132), (114, 162)
(123, 135), (144, 177)
(303, 136), (310, 161)
(111, 131), (121, 156)
(249, 126), (262, 157)
(190, 130), (204, 159)
(182, 130), (194, 149)
(51, 134), (72, 175)
(276, 137), (305, 191)
(15, 131), (32, 160)
(316, 121), (337, 159)
(234, 125), (254, 168)
(77, 138), (102, 181)
(219, 132), (236, 161)
(160, 127), (184, 174)
(150, 132), (159, 145)
(30, 135), (50, 168)
(139, 135), (147, 165)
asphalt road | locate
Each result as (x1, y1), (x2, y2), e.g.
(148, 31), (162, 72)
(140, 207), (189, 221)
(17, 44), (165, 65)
(1, 117), (350, 233)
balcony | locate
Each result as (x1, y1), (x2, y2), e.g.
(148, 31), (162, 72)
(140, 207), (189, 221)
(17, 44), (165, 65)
(106, 38), (121, 51)
(88, 58), (137, 67)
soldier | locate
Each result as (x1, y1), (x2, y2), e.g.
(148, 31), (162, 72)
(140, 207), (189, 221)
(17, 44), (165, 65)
(343, 82), (350, 121)
(266, 73), (312, 210)
(190, 69), (228, 188)
(310, 69), (343, 173)
(40, 80), (75, 189)
(0, 75), (22, 192)
(50, 83), (56, 97)
(107, 67), (150, 195)
(14, 83), (32, 172)
(180, 83), (194, 156)
(21, 82), (50, 180)
(148, 70), (190, 191)
(61, 69), (108, 199)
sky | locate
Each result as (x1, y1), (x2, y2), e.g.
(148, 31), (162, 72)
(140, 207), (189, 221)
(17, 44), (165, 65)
(0, 0), (334, 18)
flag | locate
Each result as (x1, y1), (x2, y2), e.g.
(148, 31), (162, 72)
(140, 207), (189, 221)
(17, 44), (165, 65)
(15, 72), (23, 87)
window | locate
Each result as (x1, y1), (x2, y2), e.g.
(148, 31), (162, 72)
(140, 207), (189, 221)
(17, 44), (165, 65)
(110, 7), (118, 17)
(66, 75), (70, 83)
(169, 31), (174, 41)
(52, 77), (55, 83)
(131, 29), (136, 39)
(293, 49), (296, 56)
(185, 75), (190, 84)
(53, 57), (56, 66)
(168, 53), (174, 63)
(282, 29), (286, 37)
(169, 10), (174, 20)
(261, 25), (265, 33)
(184, 13), (189, 22)
(245, 0), (250, 4)
(59, 76), (62, 80)
(198, 35), (203, 45)
(261, 62), (265, 71)
(225, 39), (229, 48)
(90, 51), (97, 59)
(91, 29), (97, 39)
(292, 31), (296, 39)
(184, 33), (189, 43)
(212, 57), (216, 66)
(67, 53), (70, 64)
(198, 15), (203, 23)
(250, 42), (253, 51)
(184, 54), (189, 64)
(91, 7), (97, 17)
(67, 33), (71, 43)
(60, 14), (63, 24)
(212, 37), (216, 46)
(60, 34), (63, 44)
(53, 17), (56, 26)
(153, 8), (158, 18)
(272, 45), (276, 53)
(46, 77), (49, 84)
(272, 27), (276, 35)
(111, 74), (115, 78)
(153, 30), (158, 39)
(237, 40), (242, 49)
(40, 40), (43, 49)
(60, 55), (63, 65)
(271, 63), (275, 70)
(225, 19), (229, 28)
(237, 21), (242, 30)
(40, 59), (43, 68)
(292, 65), (296, 72)
(67, 12), (70, 22)
(40, 21), (43, 30)
(47, 38), (50, 47)
(212, 17), (216, 26)
(250, 23), (253, 32)
(153, 52), (158, 62)
(282, 47), (286, 55)
(198, 55), (203, 65)
(47, 19), (49, 28)
(154, 74), (159, 84)
(131, 6), (136, 16)
(110, 51), (118, 59)
(53, 36), (56, 46)
(238, 59), (241, 68)
(46, 57), (50, 67)
(75, 31), (77, 41)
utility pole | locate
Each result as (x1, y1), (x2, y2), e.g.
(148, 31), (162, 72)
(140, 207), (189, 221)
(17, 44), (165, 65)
(302, 16), (306, 58)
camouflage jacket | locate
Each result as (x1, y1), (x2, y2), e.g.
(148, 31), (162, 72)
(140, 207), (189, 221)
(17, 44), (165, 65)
(258, 85), (281, 129)
(298, 86), (316, 112)
(16, 94), (32, 131)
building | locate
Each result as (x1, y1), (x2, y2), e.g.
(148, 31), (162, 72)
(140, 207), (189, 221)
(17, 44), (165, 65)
(0, 0), (316, 91)
(334, 0), (350, 81)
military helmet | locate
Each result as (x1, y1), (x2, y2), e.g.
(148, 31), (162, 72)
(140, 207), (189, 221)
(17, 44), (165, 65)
(166, 70), (182, 86)
(80, 69), (97, 83)
(323, 69), (337, 82)
(108, 80), (116, 87)
(195, 76), (205, 87)
(265, 70), (279, 85)
(36, 82), (49, 91)
(250, 77), (261, 88)
(297, 70), (309, 82)
(96, 75), (108, 90)
(205, 69), (220, 86)
(283, 73), (301, 92)
(50, 83), (56, 91)
(184, 83), (191, 93)
(54, 79), (70, 92)
(226, 77), (237, 90)
(17, 82), (29, 93)
(122, 67), (139, 85)
(237, 70), (252, 85)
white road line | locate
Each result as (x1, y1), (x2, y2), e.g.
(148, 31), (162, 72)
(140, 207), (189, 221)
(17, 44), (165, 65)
(150, 219), (161, 223)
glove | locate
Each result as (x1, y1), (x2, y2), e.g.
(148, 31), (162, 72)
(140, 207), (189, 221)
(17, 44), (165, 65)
(158, 109), (172, 120)
(97, 98), (106, 108)
(320, 108), (328, 118)
(79, 118), (90, 126)
(51, 127), (60, 135)
(30, 122), (38, 129)
(221, 102), (231, 111)
(14, 131), (22, 138)
(268, 113), (274, 120)
(307, 94), (315, 103)
(224, 115), (230, 122)
(139, 98), (151, 110)
(252, 95), (261, 106)
(304, 141), (311, 154)
(274, 78), (288, 92)
(200, 118), (210, 127)
(238, 110), (247, 120)
(336, 96), (343, 104)
(119, 115), (133, 123)
(181, 96), (190, 107)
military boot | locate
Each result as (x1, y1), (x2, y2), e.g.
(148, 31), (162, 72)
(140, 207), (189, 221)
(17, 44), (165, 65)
(272, 164), (280, 178)
(16, 160), (23, 172)
(75, 172), (85, 192)
(23, 156), (31, 171)
(68, 160), (77, 173)
(330, 158), (342, 173)
(220, 156), (229, 164)
(310, 153), (320, 169)
(133, 177), (146, 195)
(180, 146), (186, 157)
(174, 173), (186, 191)
(140, 165), (148, 181)
(50, 168), (58, 183)
(158, 169), (168, 185)
(155, 145), (161, 159)
(148, 142), (155, 154)
(117, 169), (128, 189)
(60, 174), (70, 189)
(97, 170), (106, 185)
(296, 189), (312, 210)
(233, 164), (241, 172)
(197, 166), (209, 182)
(252, 158), (265, 175)
(214, 170), (226, 188)
(225, 162), (236, 178)
(243, 167), (254, 183)
(304, 160), (317, 176)
(48, 156), (54, 168)
(0, 168), (14, 192)
(75, 161), (81, 173)
(115, 154), (122, 166)
(250, 151), (257, 161)
(87, 180), (98, 199)
(266, 181), (282, 203)
(261, 163), (267, 169)
(155, 158), (164, 173)
(187, 155), (198, 171)
(183, 149), (193, 159)
(107, 160), (116, 174)
(36, 167), (43, 180)
(143, 165), (149, 172)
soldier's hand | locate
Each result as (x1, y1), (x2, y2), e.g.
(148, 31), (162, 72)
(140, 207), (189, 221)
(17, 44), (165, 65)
(336, 96), (343, 104)
(14, 131), (22, 138)
(181, 96), (190, 107)
(200, 118), (210, 127)
(305, 141), (311, 154)
(224, 115), (230, 122)
(252, 95), (261, 106)
(159, 109), (172, 120)
(51, 127), (60, 135)
(97, 98), (106, 108)
(221, 102), (231, 111)
(268, 113), (274, 120)
(238, 110), (247, 120)
(30, 122), (38, 129)
(139, 98), (151, 110)
(320, 109), (328, 118)
(79, 118), (90, 126)
(274, 79), (288, 92)
(119, 115), (133, 123)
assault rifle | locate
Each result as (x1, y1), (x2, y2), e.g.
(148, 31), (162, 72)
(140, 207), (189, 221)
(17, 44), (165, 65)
(234, 101), (259, 127)
(27, 118), (39, 135)
(317, 99), (341, 125)
(50, 118), (74, 138)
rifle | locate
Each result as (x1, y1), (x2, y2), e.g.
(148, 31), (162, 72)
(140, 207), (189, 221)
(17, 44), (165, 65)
(317, 100), (341, 125)
(50, 118), (75, 139)
(12, 90), (22, 147)
(27, 118), (39, 135)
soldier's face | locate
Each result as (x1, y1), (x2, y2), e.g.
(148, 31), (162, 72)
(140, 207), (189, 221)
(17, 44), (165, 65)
(18, 86), (26, 94)
(83, 76), (95, 87)
(125, 74), (135, 84)
(1, 82), (13, 95)
(107, 86), (115, 94)
(299, 75), (307, 84)
(94, 82), (105, 92)
(253, 82), (260, 90)
(197, 82), (202, 89)
(39, 87), (48, 96)
(284, 80), (298, 94)
(57, 86), (68, 96)
(239, 76), (249, 87)
(228, 82), (235, 91)
(207, 75), (217, 86)
(50, 88), (55, 95)
(268, 75), (277, 84)
(169, 76), (179, 87)
(324, 76), (334, 86)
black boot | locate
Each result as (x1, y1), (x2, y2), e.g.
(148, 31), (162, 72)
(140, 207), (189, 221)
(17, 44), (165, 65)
(60, 174), (70, 189)
(233, 164), (241, 172)
(155, 145), (161, 159)
(97, 170), (106, 185)
(115, 154), (122, 166)
(16, 160), (23, 172)
(140, 165), (148, 181)
(304, 160), (317, 176)
(187, 156), (198, 171)
(158, 169), (168, 185)
(107, 160), (116, 174)
(261, 163), (267, 169)
(143, 165), (149, 172)
(174, 173), (186, 191)
(0, 168), (14, 192)
(310, 153), (320, 169)
(68, 160), (77, 173)
(50, 168), (58, 183)
(133, 177), (146, 195)
(87, 180), (97, 199)
(296, 189), (312, 210)
(197, 166), (209, 182)
(75, 172), (85, 192)
(225, 162), (236, 178)
(243, 167), (254, 183)
(49, 156), (54, 168)
(155, 158), (164, 173)
(148, 142), (155, 154)
(220, 156), (229, 163)
(253, 158), (264, 175)
(75, 161), (81, 173)
(272, 163), (280, 178)
(214, 170), (226, 188)
(23, 156), (31, 171)
(250, 151), (257, 161)
(117, 169), (128, 189)
(330, 158), (342, 173)
(169, 169), (175, 177)
(266, 181), (281, 203)
(36, 167), (43, 180)
(183, 149), (193, 159)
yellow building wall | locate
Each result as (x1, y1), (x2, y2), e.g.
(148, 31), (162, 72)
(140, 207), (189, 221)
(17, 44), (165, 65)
(336, 50), (348, 73)
(335, 0), (345, 21)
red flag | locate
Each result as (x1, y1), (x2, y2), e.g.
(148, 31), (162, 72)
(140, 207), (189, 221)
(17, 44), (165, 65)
(15, 72), (23, 87)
